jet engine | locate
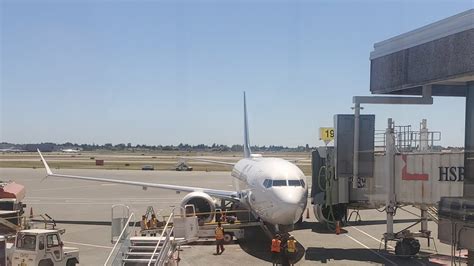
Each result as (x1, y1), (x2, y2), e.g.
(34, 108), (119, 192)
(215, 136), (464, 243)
(180, 192), (216, 223)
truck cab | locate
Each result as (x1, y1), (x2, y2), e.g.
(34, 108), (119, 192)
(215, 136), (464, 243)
(11, 229), (79, 266)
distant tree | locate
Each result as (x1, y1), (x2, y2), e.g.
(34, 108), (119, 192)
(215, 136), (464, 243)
(115, 143), (126, 150)
(231, 144), (243, 152)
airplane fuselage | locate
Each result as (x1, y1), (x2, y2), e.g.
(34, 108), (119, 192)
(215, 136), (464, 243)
(231, 156), (308, 225)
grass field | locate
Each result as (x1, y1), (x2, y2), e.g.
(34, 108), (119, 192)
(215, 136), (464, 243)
(0, 151), (313, 175)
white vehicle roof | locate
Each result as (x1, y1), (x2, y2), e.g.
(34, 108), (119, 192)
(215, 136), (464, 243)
(20, 229), (59, 234)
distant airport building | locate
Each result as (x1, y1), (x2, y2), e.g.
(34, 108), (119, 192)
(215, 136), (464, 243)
(24, 143), (54, 152)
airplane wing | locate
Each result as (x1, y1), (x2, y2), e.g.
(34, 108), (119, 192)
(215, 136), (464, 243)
(38, 150), (239, 201)
(179, 157), (236, 166)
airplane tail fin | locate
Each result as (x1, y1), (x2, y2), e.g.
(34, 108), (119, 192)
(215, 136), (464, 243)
(243, 92), (251, 158)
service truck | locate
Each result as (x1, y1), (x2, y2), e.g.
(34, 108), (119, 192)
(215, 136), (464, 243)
(8, 228), (79, 266)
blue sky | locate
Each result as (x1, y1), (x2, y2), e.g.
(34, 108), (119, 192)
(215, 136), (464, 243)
(1, 0), (472, 147)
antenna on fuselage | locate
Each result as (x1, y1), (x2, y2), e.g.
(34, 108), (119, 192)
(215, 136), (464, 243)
(243, 92), (252, 158)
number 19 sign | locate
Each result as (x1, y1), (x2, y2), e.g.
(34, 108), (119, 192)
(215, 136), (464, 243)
(319, 127), (334, 144)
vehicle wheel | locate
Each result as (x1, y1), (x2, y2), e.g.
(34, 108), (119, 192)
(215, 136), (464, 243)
(66, 258), (78, 266)
(39, 259), (54, 266)
(223, 233), (233, 244)
(395, 238), (420, 256)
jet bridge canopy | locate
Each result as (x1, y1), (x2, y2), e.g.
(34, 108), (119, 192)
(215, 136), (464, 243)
(369, 9), (474, 197)
(370, 9), (473, 97)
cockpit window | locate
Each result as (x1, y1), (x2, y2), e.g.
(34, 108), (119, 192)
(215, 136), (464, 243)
(288, 180), (301, 186)
(300, 179), (306, 188)
(263, 179), (272, 188)
(272, 180), (287, 186)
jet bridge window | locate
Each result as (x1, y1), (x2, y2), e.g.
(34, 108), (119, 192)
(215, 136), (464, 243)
(263, 179), (273, 188)
(272, 180), (287, 186)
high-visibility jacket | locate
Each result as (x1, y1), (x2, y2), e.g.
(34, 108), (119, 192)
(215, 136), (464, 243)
(287, 239), (297, 253)
(150, 218), (158, 228)
(141, 218), (148, 230)
(271, 239), (281, 252)
(215, 226), (224, 240)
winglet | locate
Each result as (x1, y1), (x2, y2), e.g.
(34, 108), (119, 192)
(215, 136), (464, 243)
(243, 92), (252, 158)
(37, 149), (53, 175)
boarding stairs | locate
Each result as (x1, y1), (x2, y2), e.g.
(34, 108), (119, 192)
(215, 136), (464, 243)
(122, 234), (177, 265)
(105, 207), (198, 266)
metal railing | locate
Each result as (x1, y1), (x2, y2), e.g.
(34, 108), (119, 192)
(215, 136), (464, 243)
(374, 128), (441, 152)
(148, 208), (175, 266)
(104, 212), (136, 266)
(155, 227), (175, 266)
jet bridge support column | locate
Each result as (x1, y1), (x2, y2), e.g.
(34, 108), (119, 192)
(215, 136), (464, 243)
(465, 82), (474, 265)
(384, 119), (396, 248)
(420, 204), (428, 234)
(465, 82), (474, 197)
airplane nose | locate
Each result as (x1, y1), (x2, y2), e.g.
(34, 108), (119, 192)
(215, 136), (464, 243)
(274, 188), (304, 205)
(272, 188), (306, 224)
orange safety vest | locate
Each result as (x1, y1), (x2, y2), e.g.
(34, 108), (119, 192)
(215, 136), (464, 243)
(150, 218), (158, 228)
(271, 239), (281, 252)
(287, 239), (296, 253)
(215, 227), (224, 240)
(141, 218), (148, 230)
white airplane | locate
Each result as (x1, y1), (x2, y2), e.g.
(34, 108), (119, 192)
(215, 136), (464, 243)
(38, 93), (308, 231)
(61, 148), (80, 153)
(0, 147), (27, 153)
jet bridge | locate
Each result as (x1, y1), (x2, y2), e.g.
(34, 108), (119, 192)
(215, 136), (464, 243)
(313, 8), (474, 260)
(312, 118), (464, 256)
(312, 119), (464, 214)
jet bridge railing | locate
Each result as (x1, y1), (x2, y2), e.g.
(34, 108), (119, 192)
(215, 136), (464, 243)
(104, 212), (136, 266)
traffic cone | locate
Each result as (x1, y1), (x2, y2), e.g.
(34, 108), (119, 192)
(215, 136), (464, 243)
(29, 207), (33, 219)
(306, 208), (310, 219)
(335, 221), (341, 235)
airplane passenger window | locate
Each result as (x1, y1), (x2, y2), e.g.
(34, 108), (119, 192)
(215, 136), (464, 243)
(272, 180), (287, 186)
(288, 180), (301, 186)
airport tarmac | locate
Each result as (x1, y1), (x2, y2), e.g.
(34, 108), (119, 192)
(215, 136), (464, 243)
(1, 167), (462, 265)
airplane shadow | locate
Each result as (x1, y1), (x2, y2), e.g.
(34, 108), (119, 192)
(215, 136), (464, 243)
(305, 247), (442, 265)
(346, 218), (422, 226)
(294, 218), (423, 234)
(238, 227), (305, 266)
(294, 221), (347, 234)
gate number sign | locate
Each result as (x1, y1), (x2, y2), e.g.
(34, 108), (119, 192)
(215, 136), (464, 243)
(319, 127), (334, 143)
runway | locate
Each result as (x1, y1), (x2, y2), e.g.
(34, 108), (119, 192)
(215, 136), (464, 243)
(1, 167), (457, 265)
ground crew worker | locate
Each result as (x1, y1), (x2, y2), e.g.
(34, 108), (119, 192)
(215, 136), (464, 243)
(286, 235), (297, 266)
(149, 214), (159, 236)
(221, 210), (227, 222)
(140, 215), (148, 236)
(271, 234), (281, 265)
(214, 221), (225, 255)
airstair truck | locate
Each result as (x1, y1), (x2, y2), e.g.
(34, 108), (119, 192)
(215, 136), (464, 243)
(9, 228), (79, 266)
